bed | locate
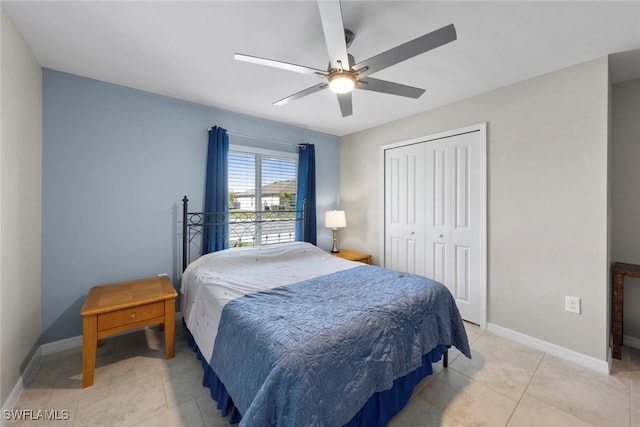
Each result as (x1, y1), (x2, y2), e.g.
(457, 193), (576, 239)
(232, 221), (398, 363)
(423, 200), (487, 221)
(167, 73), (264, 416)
(181, 241), (471, 426)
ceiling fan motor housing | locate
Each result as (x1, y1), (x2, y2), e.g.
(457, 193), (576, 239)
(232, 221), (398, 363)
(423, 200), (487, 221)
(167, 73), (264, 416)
(344, 29), (355, 48)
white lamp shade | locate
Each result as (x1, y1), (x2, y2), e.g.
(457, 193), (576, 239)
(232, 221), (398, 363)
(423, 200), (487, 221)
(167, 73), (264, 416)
(325, 210), (347, 228)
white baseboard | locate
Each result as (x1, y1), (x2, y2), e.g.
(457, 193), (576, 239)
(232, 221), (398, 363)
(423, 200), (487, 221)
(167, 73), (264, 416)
(2, 311), (185, 420)
(623, 334), (640, 350)
(0, 348), (41, 427)
(40, 335), (83, 355)
(487, 322), (610, 375)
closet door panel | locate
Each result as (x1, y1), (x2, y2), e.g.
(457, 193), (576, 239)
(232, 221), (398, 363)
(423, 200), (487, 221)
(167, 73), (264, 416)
(424, 131), (484, 324)
(385, 153), (403, 272)
(384, 144), (426, 276)
(426, 143), (450, 281)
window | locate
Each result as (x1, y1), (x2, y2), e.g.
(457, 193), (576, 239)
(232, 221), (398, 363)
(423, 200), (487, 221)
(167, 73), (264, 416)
(228, 146), (298, 247)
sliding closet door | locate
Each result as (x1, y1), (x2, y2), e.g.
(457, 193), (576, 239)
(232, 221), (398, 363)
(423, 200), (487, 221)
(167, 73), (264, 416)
(384, 143), (427, 276)
(425, 131), (485, 325)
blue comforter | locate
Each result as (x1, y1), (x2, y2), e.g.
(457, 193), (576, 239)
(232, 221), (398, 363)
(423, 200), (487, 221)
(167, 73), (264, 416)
(210, 265), (470, 427)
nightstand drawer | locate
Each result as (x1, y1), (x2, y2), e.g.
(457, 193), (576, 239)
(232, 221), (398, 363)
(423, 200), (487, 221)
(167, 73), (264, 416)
(97, 301), (164, 331)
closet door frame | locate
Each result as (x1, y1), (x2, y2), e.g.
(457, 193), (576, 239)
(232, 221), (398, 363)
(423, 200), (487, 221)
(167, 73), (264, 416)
(380, 123), (487, 329)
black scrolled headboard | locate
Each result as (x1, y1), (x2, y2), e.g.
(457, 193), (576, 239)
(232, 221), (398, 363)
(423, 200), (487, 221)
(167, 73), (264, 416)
(181, 196), (305, 271)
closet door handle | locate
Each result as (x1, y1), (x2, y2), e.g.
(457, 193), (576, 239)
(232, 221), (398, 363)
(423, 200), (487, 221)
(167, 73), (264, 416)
(439, 234), (444, 238)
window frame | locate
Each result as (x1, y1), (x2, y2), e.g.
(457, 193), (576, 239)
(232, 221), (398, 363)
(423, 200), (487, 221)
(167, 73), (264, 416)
(228, 144), (299, 246)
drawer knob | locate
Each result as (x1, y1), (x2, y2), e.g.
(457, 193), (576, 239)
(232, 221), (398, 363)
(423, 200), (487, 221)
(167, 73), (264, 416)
(130, 313), (136, 319)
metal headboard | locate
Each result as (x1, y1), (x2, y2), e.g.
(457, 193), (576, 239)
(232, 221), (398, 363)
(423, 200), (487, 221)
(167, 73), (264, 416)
(182, 196), (305, 271)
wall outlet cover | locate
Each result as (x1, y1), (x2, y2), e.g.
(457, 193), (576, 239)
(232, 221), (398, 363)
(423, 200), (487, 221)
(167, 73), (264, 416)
(565, 296), (581, 314)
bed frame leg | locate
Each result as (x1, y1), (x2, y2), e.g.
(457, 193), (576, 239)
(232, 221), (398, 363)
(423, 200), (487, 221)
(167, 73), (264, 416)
(443, 345), (451, 368)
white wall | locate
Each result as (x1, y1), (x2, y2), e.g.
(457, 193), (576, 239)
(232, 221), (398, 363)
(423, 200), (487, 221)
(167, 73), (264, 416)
(341, 57), (610, 361)
(612, 77), (640, 341)
(0, 6), (43, 405)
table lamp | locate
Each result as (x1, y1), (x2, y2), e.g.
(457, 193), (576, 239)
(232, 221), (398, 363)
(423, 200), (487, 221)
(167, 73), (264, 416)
(325, 210), (347, 253)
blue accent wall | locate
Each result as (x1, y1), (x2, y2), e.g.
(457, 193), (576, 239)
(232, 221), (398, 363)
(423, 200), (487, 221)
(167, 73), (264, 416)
(42, 69), (340, 343)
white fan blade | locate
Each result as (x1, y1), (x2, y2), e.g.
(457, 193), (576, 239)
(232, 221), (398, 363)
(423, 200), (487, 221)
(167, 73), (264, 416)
(274, 83), (329, 106)
(337, 92), (352, 117)
(317, 0), (350, 71)
(357, 77), (425, 98)
(354, 24), (456, 78)
(235, 54), (328, 77)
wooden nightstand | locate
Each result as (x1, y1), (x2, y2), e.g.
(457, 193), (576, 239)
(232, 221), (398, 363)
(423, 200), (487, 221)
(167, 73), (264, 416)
(331, 249), (372, 264)
(80, 275), (177, 387)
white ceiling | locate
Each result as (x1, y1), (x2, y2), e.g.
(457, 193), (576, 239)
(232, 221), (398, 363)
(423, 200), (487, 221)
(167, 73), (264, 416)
(4, 1), (640, 136)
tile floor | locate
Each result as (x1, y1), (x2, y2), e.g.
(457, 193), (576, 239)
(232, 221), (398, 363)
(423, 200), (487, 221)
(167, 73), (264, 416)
(6, 321), (639, 427)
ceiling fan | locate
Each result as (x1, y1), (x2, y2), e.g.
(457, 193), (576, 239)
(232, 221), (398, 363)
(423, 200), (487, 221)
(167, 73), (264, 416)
(234, 0), (457, 117)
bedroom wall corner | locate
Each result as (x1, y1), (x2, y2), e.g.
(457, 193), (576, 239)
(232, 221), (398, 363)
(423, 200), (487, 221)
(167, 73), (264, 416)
(606, 64), (613, 361)
(340, 56), (611, 362)
(0, 6), (43, 408)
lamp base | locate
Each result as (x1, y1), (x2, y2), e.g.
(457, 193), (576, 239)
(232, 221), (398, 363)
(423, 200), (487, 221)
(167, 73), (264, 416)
(331, 228), (340, 253)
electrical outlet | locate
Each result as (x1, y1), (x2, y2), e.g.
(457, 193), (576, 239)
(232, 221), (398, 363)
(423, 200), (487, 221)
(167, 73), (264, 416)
(565, 296), (581, 314)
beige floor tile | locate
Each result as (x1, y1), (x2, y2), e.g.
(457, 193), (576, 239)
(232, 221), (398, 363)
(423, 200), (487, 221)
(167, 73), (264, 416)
(388, 393), (465, 427)
(94, 351), (140, 382)
(449, 333), (544, 401)
(196, 395), (238, 427)
(411, 336), (473, 399)
(4, 377), (77, 427)
(449, 348), (533, 403)
(612, 356), (631, 376)
(632, 377), (640, 427)
(35, 347), (83, 376)
(24, 366), (58, 390)
(46, 371), (109, 409)
(411, 364), (444, 397)
(418, 368), (517, 426)
(11, 385), (53, 412)
(629, 346), (640, 370)
(443, 346), (463, 366)
(132, 353), (173, 378)
(612, 345), (639, 377)
(527, 354), (631, 427)
(163, 372), (210, 408)
(464, 321), (484, 345)
(114, 328), (165, 354)
(160, 349), (207, 382)
(507, 394), (595, 427)
(133, 398), (204, 427)
(46, 350), (144, 408)
(444, 321), (482, 364)
(73, 374), (167, 427)
(475, 333), (544, 372)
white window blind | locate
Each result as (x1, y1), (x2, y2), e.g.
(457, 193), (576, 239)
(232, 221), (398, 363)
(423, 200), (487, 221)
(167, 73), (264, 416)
(228, 149), (298, 246)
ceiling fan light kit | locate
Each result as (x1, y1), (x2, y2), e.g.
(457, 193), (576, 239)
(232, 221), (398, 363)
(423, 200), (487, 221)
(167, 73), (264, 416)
(235, 0), (456, 117)
(328, 71), (356, 93)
